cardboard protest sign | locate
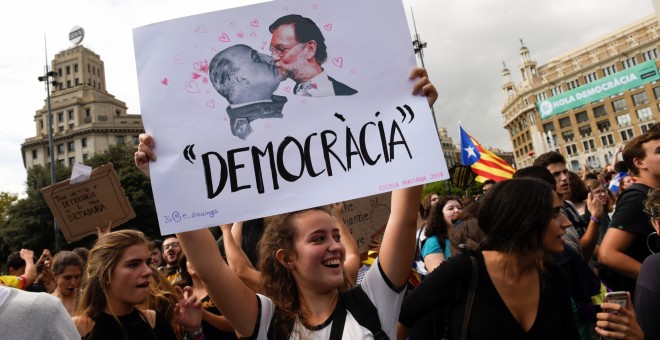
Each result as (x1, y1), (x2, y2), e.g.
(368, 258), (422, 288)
(341, 193), (391, 254)
(133, 0), (448, 234)
(41, 163), (136, 242)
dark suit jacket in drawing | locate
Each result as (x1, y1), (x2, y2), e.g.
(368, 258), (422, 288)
(293, 75), (357, 96)
(225, 95), (287, 140)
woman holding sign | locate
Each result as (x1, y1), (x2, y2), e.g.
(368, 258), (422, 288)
(135, 68), (437, 339)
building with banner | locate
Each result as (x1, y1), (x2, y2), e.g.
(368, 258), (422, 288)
(22, 41), (144, 169)
(500, 15), (660, 171)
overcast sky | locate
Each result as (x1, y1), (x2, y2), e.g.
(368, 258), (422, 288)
(0, 0), (654, 195)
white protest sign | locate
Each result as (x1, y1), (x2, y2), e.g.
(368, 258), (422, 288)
(133, 0), (448, 234)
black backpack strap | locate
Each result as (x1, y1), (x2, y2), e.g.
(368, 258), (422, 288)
(329, 297), (348, 340)
(340, 287), (390, 340)
(461, 255), (479, 340)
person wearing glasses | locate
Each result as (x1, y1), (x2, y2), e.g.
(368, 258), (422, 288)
(208, 44), (287, 140)
(160, 236), (184, 285)
(269, 14), (357, 97)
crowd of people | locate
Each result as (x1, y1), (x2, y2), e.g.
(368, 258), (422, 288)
(1, 59), (660, 339)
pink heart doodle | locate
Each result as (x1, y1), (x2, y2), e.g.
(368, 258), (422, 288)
(265, 123), (273, 128)
(332, 57), (344, 68)
(224, 117), (229, 122)
(194, 25), (206, 33)
(161, 78), (168, 86)
(192, 73), (201, 80)
(350, 68), (356, 74)
(283, 6), (288, 11)
(323, 23), (332, 31)
(236, 31), (244, 39)
(312, 4), (319, 9)
(206, 90), (211, 94)
(174, 55), (184, 64)
(193, 60), (209, 73)
(218, 33), (231, 42)
(211, 47), (217, 52)
(261, 41), (267, 50)
(206, 99), (215, 108)
(250, 31), (257, 37)
(250, 19), (259, 27)
(284, 86), (291, 93)
(185, 81), (200, 93)
(230, 21), (236, 28)
(202, 78), (208, 84)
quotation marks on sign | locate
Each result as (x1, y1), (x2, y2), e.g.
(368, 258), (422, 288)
(183, 144), (197, 164)
(161, 78), (168, 86)
(194, 25), (207, 33)
(324, 23), (332, 31)
(396, 105), (415, 123)
(219, 33), (231, 42)
(332, 57), (343, 68)
(334, 113), (346, 122)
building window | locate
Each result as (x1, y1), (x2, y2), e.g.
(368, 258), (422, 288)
(654, 87), (660, 100)
(566, 79), (580, 90)
(579, 125), (592, 137)
(66, 66), (71, 75)
(583, 139), (596, 151)
(597, 120), (611, 132)
(57, 112), (64, 122)
(559, 117), (572, 129)
(543, 122), (555, 133)
(75, 78), (80, 86)
(566, 144), (578, 156)
(81, 138), (88, 148)
(67, 110), (74, 120)
(637, 107), (653, 121)
(116, 136), (125, 144)
(620, 128), (634, 141)
(551, 86), (563, 96)
(642, 123), (655, 133)
(39, 119), (44, 129)
(601, 134), (615, 146)
(67, 142), (75, 152)
(132, 135), (140, 145)
(562, 131), (574, 142)
(58, 126), (64, 132)
(85, 108), (90, 117)
(593, 105), (607, 118)
(58, 159), (65, 166)
(584, 72), (598, 84)
(67, 80), (71, 88)
(612, 98), (627, 112)
(616, 113), (631, 127)
(69, 123), (74, 130)
(83, 154), (89, 161)
(57, 144), (64, 154)
(115, 109), (121, 117)
(575, 111), (589, 123)
(58, 68), (62, 77)
(69, 157), (76, 166)
(632, 92), (648, 106)
(621, 57), (637, 69)
(643, 48), (659, 62)
(32, 150), (37, 159)
(603, 64), (618, 77)
(535, 92), (547, 102)
(74, 64), (78, 72)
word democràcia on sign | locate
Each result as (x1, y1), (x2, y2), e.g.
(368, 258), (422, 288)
(190, 106), (418, 198)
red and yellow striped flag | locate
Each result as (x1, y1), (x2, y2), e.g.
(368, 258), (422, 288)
(460, 126), (515, 183)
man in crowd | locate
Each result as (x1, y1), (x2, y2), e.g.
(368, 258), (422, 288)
(1, 249), (36, 290)
(159, 236), (183, 285)
(209, 44), (287, 140)
(269, 14), (357, 97)
(600, 132), (660, 294)
(533, 151), (601, 262)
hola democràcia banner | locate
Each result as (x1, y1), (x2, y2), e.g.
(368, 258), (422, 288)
(133, 0), (448, 234)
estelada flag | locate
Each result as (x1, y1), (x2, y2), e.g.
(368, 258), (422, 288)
(460, 126), (515, 183)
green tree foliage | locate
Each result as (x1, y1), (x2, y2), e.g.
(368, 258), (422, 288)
(0, 192), (18, 225)
(0, 144), (159, 262)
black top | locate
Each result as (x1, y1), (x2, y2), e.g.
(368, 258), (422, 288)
(607, 183), (655, 293)
(83, 309), (176, 340)
(200, 295), (238, 340)
(635, 253), (660, 339)
(399, 252), (579, 340)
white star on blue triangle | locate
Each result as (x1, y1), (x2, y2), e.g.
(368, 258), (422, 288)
(460, 126), (481, 166)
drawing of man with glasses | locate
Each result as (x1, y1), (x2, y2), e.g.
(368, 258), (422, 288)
(269, 14), (357, 97)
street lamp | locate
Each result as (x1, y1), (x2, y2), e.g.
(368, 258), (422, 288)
(37, 68), (61, 250)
